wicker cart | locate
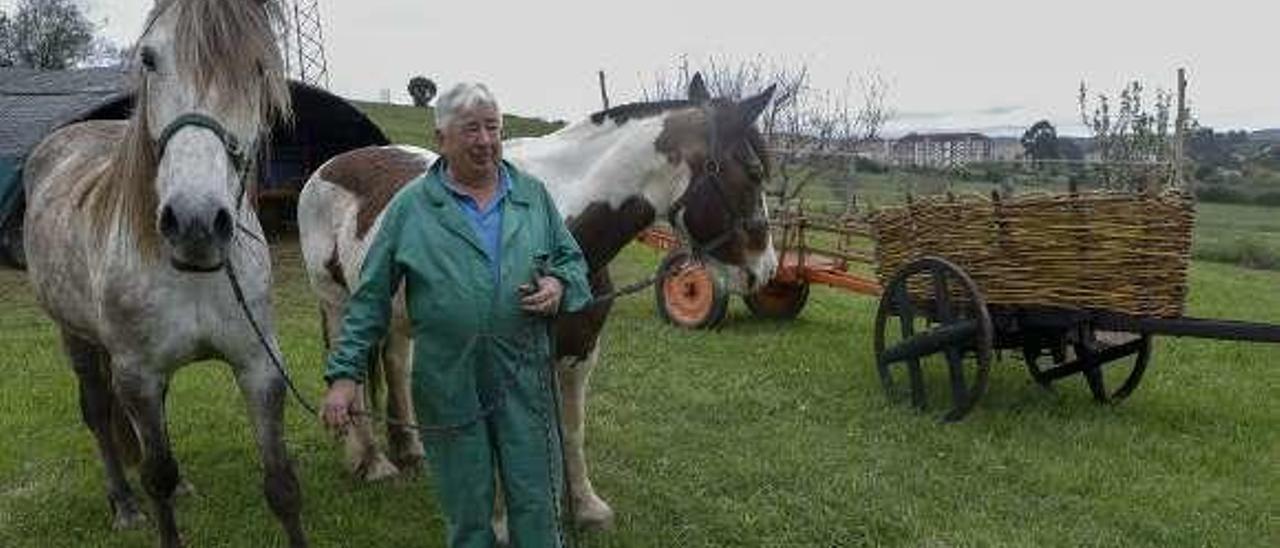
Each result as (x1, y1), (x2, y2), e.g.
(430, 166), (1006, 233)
(870, 190), (1280, 421)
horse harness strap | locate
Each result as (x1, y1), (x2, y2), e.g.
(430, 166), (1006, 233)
(156, 112), (254, 211)
(665, 105), (753, 260)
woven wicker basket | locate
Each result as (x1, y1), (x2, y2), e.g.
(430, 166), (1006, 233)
(870, 190), (1195, 318)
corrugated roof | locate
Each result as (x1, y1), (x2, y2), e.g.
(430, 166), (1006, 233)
(0, 67), (131, 157)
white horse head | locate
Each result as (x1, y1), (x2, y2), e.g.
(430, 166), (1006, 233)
(130, 0), (290, 270)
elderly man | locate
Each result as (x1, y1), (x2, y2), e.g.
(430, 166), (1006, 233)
(321, 82), (591, 548)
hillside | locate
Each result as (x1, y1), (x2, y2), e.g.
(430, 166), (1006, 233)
(352, 101), (565, 149)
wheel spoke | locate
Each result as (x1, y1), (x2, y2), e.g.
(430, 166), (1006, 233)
(931, 266), (952, 323)
(880, 320), (978, 365)
(944, 347), (967, 419)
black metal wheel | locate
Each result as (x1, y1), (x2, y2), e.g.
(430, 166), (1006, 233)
(655, 250), (730, 330)
(1075, 329), (1152, 403)
(1020, 327), (1152, 403)
(744, 280), (809, 320)
(873, 256), (994, 422)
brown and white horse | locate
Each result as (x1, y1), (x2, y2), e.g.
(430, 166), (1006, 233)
(22, 1), (305, 546)
(297, 75), (777, 531)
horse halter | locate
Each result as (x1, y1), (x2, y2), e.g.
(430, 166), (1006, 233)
(666, 106), (767, 260)
(156, 112), (254, 207)
(153, 112), (257, 273)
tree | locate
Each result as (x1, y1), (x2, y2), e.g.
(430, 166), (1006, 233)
(2, 0), (95, 69)
(407, 76), (437, 107)
(0, 12), (10, 66)
(1057, 138), (1084, 162)
(1078, 78), (1188, 190)
(1020, 120), (1060, 162)
(1186, 128), (1235, 173)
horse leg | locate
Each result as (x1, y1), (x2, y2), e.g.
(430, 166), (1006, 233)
(113, 368), (183, 548)
(235, 365), (308, 548)
(321, 301), (397, 481)
(558, 346), (614, 530)
(60, 331), (147, 530)
(384, 326), (423, 471)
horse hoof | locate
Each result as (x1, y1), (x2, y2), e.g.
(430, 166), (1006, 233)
(359, 456), (400, 482)
(574, 494), (615, 531)
(390, 452), (424, 473)
(173, 479), (196, 498)
(111, 506), (148, 530)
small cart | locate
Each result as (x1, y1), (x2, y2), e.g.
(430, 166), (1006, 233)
(641, 202), (880, 329)
(870, 191), (1280, 421)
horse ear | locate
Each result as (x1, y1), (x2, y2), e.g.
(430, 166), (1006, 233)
(738, 84), (776, 126)
(687, 73), (711, 103)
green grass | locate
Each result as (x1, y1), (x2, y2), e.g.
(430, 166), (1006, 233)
(1190, 202), (1280, 270)
(1, 243), (1277, 547)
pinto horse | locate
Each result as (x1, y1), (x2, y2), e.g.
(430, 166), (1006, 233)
(22, 1), (305, 546)
(297, 75), (777, 531)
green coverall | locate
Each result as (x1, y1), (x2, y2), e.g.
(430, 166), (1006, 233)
(325, 159), (592, 548)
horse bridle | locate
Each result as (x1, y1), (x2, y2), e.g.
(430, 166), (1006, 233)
(666, 106), (767, 260)
(154, 112), (259, 272)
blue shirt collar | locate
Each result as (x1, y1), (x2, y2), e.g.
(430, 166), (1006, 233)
(439, 164), (512, 213)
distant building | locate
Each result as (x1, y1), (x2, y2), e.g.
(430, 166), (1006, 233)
(852, 138), (893, 164)
(891, 132), (993, 167)
(991, 137), (1024, 162)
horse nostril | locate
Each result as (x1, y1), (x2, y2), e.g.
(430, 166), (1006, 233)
(213, 208), (234, 242)
(159, 205), (180, 239)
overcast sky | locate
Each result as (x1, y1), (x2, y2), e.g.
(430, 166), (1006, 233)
(33, 0), (1280, 136)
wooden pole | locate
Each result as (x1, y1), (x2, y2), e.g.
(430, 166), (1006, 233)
(1174, 68), (1188, 188)
(598, 70), (610, 110)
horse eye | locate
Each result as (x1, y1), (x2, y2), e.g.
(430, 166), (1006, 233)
(140, 48), (158, 71)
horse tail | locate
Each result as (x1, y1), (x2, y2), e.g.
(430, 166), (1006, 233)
(101, 364), (143, 467)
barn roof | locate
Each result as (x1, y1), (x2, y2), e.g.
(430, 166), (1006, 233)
(0, 67), (131, 158)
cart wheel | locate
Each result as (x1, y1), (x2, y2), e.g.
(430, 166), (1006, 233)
(873, 256), (993, 422)
(744, 280), (809, 320)
(1075, 329), (1152, 403)
(655, 250), (729, 329)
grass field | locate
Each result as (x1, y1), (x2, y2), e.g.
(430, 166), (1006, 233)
(1, 239), (1277, 547)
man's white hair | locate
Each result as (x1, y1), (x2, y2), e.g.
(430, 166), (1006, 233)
(434, 82), (500, 129)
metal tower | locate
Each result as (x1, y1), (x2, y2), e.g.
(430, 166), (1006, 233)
(279, 0), (329, 89)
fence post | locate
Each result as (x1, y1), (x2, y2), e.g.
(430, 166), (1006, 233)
(1173, 68), (1188, 188)
(598, 70), (610, 110)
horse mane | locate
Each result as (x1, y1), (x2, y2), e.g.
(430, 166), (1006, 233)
(589, 99), (695, 126)
(591, 98), (772, 179)
(169, 0), (291, 126)
(82, 0), (290, 260)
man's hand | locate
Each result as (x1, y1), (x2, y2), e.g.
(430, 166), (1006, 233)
(322, 379), (358, 435)
(519, 275), (563, 316)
